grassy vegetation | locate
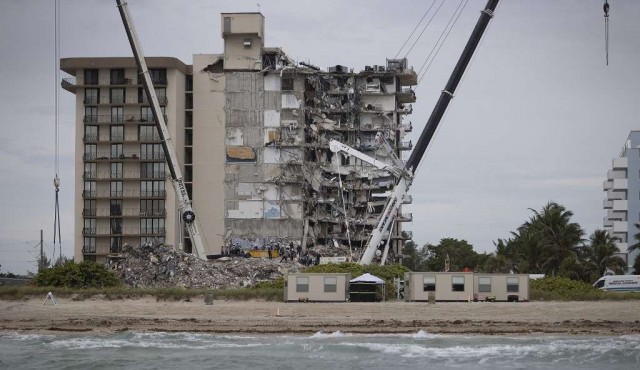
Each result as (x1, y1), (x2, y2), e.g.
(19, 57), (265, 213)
(530, 276), (640, 301)
(0, 285), (282, 302)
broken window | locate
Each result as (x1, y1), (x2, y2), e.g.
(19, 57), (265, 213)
(281, 77), (294, 91)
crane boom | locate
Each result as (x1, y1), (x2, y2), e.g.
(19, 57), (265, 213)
(358, 0), (500, 264)
(115, 0), (208, 259)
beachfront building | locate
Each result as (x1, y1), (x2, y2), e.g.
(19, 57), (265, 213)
(61, 12), (416, 263)
(603, 131), (640, 273)
(403, 272), (530, 302)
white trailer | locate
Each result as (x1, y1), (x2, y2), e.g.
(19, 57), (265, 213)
(593, 275), (640, 292)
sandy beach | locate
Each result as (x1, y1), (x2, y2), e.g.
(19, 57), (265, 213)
(1, 297), (639, 335)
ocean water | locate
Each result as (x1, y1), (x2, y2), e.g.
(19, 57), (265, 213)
(1, 331), (639, 370)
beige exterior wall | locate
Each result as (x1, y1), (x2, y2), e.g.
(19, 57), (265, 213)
(473, 274), (529, 301)
(405, 272), (474, 302)
(285, 273), (350, 302)
(192, 54), (226, 255)
(221, 13), (264, 71)
(405, 272), (530, 302)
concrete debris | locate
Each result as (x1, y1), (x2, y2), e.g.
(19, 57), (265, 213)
(107, 244), (301, 289)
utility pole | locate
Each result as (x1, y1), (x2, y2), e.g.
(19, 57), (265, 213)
(39, 229), (44, 272)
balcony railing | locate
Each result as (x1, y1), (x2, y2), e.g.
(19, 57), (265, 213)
(82, 171), (97, 179)
(84, 96), (100, 104)
(82, 227), (96, 236)
(93, 227), (166, 236)
(82, 246), (97, 254)
(140, 171), (167, 179)
(139, 134), (161, 142)
(84, 190), (167, 199)
(83, 152), (148, 161)
(82, 134), (98, 143)
(82, 209), (97, 216)
(89, 208), (166, 217)
(399, 140), (413, 150)
(83, 114), (167, 124)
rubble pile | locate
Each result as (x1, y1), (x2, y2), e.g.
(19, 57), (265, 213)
(107, 244), (301, 289)
(313, 244), (353, 257)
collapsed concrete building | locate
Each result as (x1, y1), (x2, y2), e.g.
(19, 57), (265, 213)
(62, 12), (416, 263)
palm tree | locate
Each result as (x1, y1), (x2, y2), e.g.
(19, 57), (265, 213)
(581, 230), (626, 282)
(628, 223), (640, 254)
(521, 202), (584, 275)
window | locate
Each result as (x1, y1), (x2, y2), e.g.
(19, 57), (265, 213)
(110, 162), (122, 179)
(185, 75), (193, 91)
(140, 180), (165, 197)
(84, 106), (98, 123)
(110, 88), (125, 104)
(83, 218), (96, 235)
(141, 106), (153, 121)
(83, 144), (97, 160)
(324, 277), (337, 293)
(83, 237), (96, 253)
(110, 125), (124, 141)
(110, 181), (123, 197)
(84, 88), (99, 104)
(139, 125), (160, 141)
(84, 69), (98, 85)
(139, 87), (167, 104)
(110, 199), (123, 216)
(83, 199), (96, 216)
(506, 277), (519, 293)
(478, 277), (492, 293)
(141, 162), (164, 178)
(452, 276), (465, 292)
(281, 77), (294, 91)
(296, 277), (309, 293)
(110, 144), (123, 159)
(149, 69), (166, 85)
(83, 162), (96, 180)
(84, 125), (98, 143)
(111, 106), (124, 123)
(140, 199), (164, 216)
(83, 181), (96, 197)
(110, 237), (123, 253)
(140, 144), (164, 160)
(110, 69), (125, 85)
(140, 218), (165, 235)
(423, 276), (436, 292)
(110, 218), (122, 234)
(595, 279), (605, 289)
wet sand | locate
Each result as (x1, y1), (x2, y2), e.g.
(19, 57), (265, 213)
(1, 298), (639, 335)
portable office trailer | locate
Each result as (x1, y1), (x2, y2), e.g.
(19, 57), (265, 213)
(473, 274), (529, 301)
(284, 273), (351, 302)
(404, 272), (529, 302)
(404, 272), (474, 302)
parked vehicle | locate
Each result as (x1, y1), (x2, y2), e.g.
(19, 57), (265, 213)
(593, 275), (640, 292)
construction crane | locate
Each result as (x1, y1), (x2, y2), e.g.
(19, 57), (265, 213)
(115, 0), (208, 259)
(329, 0), (500, 265)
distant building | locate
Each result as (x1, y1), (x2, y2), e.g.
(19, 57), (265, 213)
(603, 131), (640, 273)
(61, 12), (416, 263)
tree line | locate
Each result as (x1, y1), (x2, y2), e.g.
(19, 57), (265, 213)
(403, 202), (640, 283)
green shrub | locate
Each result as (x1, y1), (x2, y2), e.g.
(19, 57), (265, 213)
(530, 276), (598, 295)
(33, 261), (121, 288)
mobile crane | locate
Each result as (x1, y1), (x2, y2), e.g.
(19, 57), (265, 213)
(116, 0), (208, 259)
(329, 0), (500, 264)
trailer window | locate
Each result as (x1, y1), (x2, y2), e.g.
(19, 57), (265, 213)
(423, 276), (436, 291)
(324, 277), (337, 293)
(478, 277), (491, 293)
(296, 277), (309, 293)
(452, 276), (465, 292)
(507, 277), (519, 292)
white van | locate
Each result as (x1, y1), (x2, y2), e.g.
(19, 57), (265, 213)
(593, 275), (640, 292)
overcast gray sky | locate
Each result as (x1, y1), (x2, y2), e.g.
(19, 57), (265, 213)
(1, 0), (639, 274)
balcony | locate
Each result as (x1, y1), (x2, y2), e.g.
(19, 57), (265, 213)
(82, 209), (97, 216)
(82, 227), (96, 236)
(402, 195), (413, 204)
(613, 200), (628, 211)
(401, 122), (413, 133)
(603, 217), (613, 228)
(612, 157), (628, 169)
(398, 140), (413, 151)
(83, 152), (142, 161)
(397, 87), (416, 104)
(82, 246), (97, 254)
(82, 134), (99, 143)
(89, 208), (166, 217)
(613, 221), (628, 233)
(93, 227), (166, 236)
(393, 230), (413, 240)
(603, 199), (613, 209)
(61, 77), (76, 92)
(603, 180), (613, 190)
(612, 178), (628, 190)
(82, 171), (97, 179)
(83, 96), (100, 104)
(397, 213), (413, 222)
(83, 114), (167, 124)
(86, 190), (166, 199)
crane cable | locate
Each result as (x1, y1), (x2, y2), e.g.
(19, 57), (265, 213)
(393, 0), (438, 59)
(53, 0), (62, 264)
(603, 0), (610, 66)
(417, 0), (470, 86)
(402, 0), (447, 59)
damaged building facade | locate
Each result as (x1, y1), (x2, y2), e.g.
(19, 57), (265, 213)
(62, 12), (416, 263)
